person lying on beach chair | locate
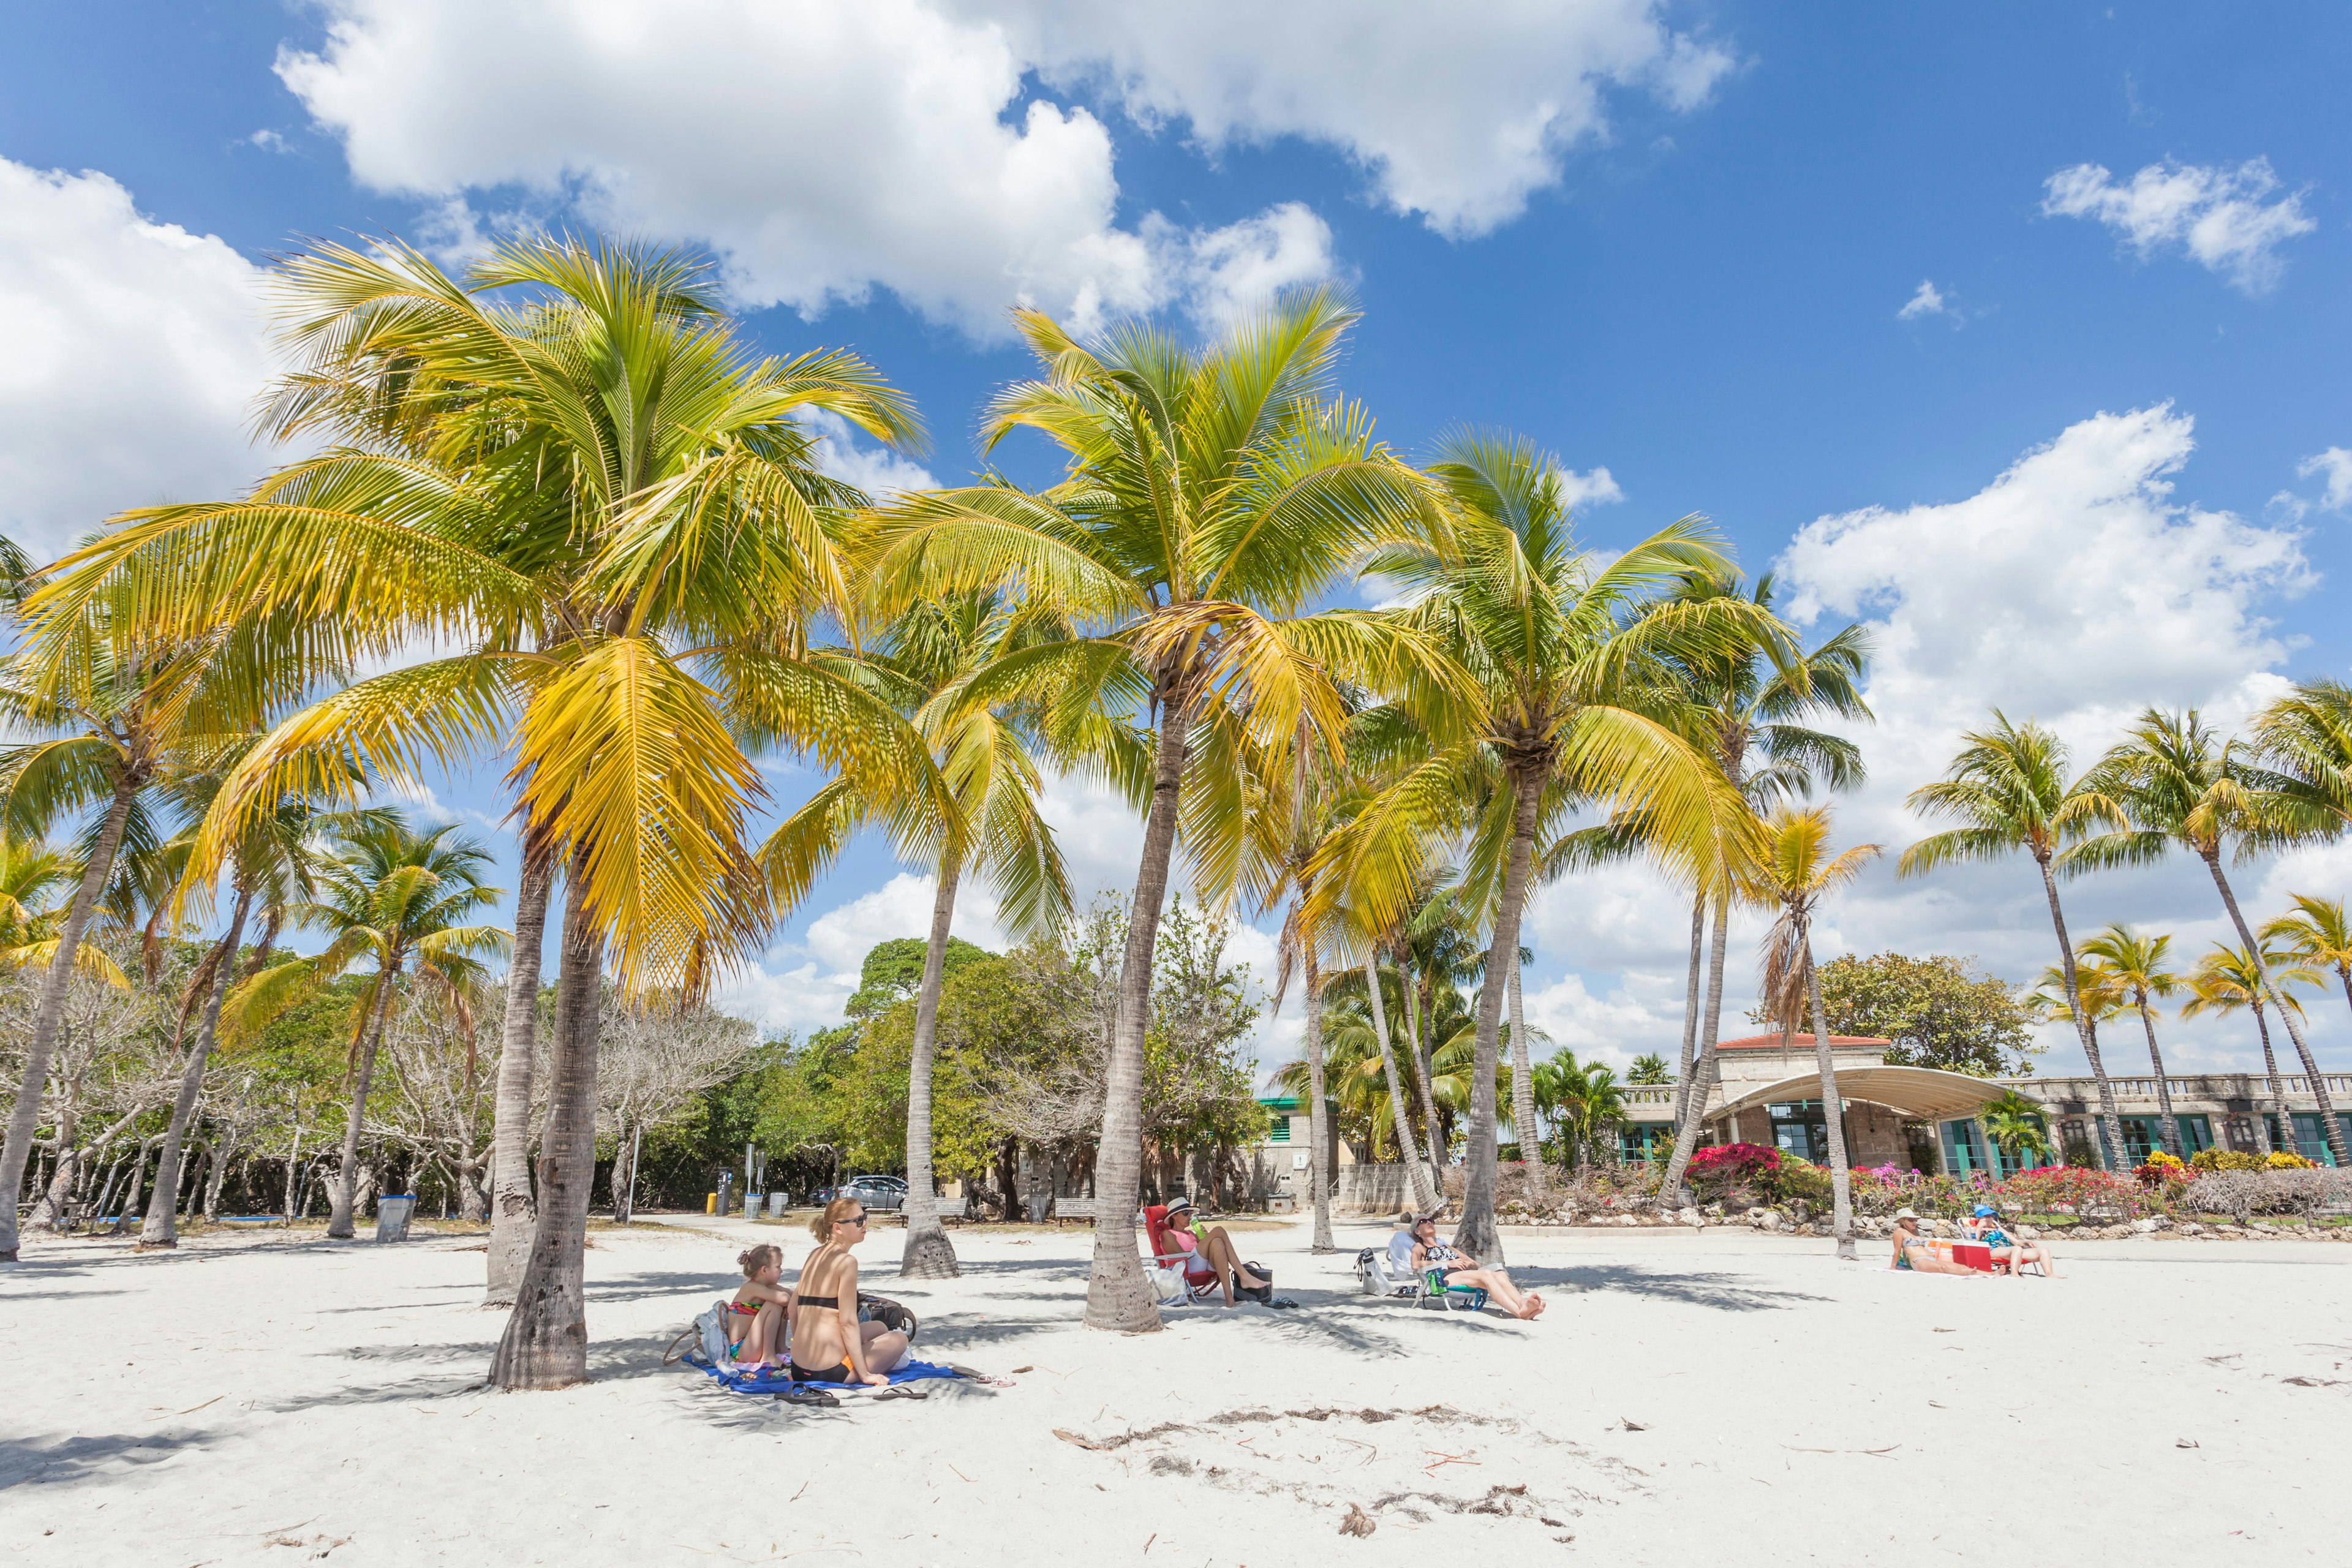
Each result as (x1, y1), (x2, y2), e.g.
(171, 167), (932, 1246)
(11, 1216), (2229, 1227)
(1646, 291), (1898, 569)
(1155, 1196), (1273, 1306)
(1889, 1208), (1982, 1276)
(1403, 1214), (1545, 1319)
(1966, 1205), (2060, 1278)
(726, 1244), (796, 1371)
(789, 1198), (910, 1387)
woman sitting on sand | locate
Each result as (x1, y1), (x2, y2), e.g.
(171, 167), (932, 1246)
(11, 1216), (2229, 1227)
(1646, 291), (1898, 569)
(1889, 1208), (1981, 1276)
(727, 1243), (796, 1371)
(788, 1197), (910, 1387)
(1405, 1214), (1545, 1319)
(1161, 1197), (1272, 1306)
(1966, 1205), (2060, 1278)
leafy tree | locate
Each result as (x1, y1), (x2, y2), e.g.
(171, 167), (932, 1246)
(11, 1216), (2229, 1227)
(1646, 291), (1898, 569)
(842, 936), (995, 1020)
(1808, 952), (2034, 1076)
(1977, 1089), (2051, 1170)
(1627, 1053), (1672, 1085)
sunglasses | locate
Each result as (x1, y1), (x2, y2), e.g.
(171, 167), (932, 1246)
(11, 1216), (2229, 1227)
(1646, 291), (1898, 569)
(840, 1213), (869, 1227)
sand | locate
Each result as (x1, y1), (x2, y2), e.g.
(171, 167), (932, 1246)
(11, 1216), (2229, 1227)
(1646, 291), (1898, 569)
(4, 1213), (2346, 1566)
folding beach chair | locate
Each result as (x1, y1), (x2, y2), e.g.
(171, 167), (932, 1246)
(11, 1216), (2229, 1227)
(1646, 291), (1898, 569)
(1143, 1204), (1222, 1307)
(1354, 1246), (1488, 1312)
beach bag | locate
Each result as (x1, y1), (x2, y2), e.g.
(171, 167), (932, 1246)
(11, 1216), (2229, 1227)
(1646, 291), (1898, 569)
(858, 1293), (919, 1341)
(696, 1299), (733, 1365)
(1242, 1263), (1273, 1304)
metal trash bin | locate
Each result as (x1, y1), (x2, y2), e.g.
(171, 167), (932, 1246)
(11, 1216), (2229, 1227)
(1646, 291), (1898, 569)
(767, 1193), (790, 1218)
(374, 1195), (417, 1242)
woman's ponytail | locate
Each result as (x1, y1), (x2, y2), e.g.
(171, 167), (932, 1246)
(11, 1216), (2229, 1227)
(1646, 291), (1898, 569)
(811, 1194), (861, 1243)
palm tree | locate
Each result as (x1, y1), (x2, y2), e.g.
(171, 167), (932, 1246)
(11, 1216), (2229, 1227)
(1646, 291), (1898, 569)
(1319, 911), (1441, 1214)
(1319, 432), (1770, 1262)
(1628, 1053), (1671, 1086)
(235, 815), (505, 1237)
(1977, 1090), (2052, 1172)
(137, 768), (365, 1248)
(1659, 572), (1870, 1188)
(1901, 714), (2127, 1168)
(1532, 1048), (1625, 1169)
(1752, 805), (1879, 1259)
(2075, 925), (2187, 1158)
(859, 292), (1448, 1330)
(2264, 893), (2352, 1061)
(2181, 942), (2312, 1156)
(0, 564), (317, 1261)
(761, 594), (1076, 1278)
(30, 237), (934, 1372)
(2027, 960), (2132, 1164)
(2072, 709), (2348, 1167)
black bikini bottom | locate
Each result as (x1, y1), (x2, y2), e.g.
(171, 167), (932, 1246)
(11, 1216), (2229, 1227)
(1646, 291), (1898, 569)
(790, 1359), (852, 1384)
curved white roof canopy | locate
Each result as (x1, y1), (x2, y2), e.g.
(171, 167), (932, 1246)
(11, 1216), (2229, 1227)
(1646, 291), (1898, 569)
(1714, 1066), (2011, 1123)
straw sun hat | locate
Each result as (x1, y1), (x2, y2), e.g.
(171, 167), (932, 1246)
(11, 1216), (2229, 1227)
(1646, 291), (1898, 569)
(1891, 1207), (1922, 1222)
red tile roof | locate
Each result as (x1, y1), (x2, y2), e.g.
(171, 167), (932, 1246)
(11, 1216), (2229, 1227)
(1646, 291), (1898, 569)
(1716, 1033), (1891, 1051)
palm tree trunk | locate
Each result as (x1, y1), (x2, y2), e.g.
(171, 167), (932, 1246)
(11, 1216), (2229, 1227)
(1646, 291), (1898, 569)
(1393, 952), (1446, 1182)
(1507, 949), (1545, 1199)
(2250, 1001), (2282, 1156)
(1674, 888), (1705, 1121)
(1660, 888), (1730, 1202)
(1454, 767), (1541, 1265)
(1082, 697), (1193, 1334)
(1801, 934), (1855, 1259)
(1303, 945), (1334, 1253)
(140, 888), (253, 1249)
(1362, 949), (1436, 1213)
(493, 857), (602, 1387)
(0, 770), (138, 1261)
(2037, 854), (2125, 1169)
(2204, 853), (2349, 1167)
(486, 852), (553, 1304)
(328, 972), (399, 1239)
(2136, 998), (2182, 1158)
(900, 860), (962, 1280)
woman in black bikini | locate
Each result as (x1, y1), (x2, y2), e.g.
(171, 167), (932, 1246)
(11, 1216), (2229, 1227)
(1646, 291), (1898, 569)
(788, 1196), (908, 1387)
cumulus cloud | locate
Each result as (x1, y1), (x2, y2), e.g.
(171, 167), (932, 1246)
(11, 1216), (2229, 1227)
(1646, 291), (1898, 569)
(0, 160), (280, 561)
(987, 0), (1736, 237)
(2041, 157), (2316, 295)
(1897, 279), (1947, 320)
(798, 409), (938, 501)
(2297, 448), (2352, 513)
(1555, 466), (1625, 512)
(277, 1), (1729, 331)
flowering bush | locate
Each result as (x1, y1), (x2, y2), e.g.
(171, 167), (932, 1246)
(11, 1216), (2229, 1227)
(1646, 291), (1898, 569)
(2134, 1150), (2189, 1186)
(2267, 1150), (2317, 1170)
(2191, 1148), (2259, 1172)
(2000, 1164), (2152, 1219)
(1685, 1143), (1781, 1196)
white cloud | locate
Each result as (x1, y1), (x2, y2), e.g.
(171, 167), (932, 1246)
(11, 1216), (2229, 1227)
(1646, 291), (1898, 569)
(799, 409), (938, 500)
(1555, 466), (1624, 511)
(987, 0), (1736, 237)
(2041, 157), (2315, 295)
(277, 1), (1730, 332)
(2297, 447), (2352, 514)
(0, 160), (280, 562)
(277, 0), (1327, 334)
(247, 129), (294, 154)
(1897, 279), (1947, 320)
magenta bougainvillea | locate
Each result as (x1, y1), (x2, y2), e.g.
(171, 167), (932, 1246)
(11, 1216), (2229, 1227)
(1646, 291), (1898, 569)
(1686, 1142), (1782, 1186)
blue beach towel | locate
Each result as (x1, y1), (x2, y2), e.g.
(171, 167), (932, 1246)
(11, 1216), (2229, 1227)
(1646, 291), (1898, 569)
(695, 1357), (966, 1396)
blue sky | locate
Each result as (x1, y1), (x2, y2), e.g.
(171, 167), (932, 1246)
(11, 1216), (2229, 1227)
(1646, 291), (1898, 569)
(6, 2), (2351, 1079)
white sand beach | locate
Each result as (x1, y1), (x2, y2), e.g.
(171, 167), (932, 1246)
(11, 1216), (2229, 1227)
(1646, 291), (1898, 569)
(4, 1217), (2346, 1566)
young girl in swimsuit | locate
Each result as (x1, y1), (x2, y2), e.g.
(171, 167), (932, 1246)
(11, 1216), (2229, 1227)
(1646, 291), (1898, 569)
(788, 1197), (909, 1387)
(728, 1244), (796, 1371)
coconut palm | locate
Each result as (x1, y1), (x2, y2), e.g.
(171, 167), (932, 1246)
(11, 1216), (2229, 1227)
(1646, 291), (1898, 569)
(2075, 925), (2187, 1158)
(1977, 1090), (2052, 1172)
(1752, 804), (1879, 1259)
(1532, 1049), (1625, 1169)
(761, 593), (1079, 1278)
(1319, 916), (1441, 1214)
(29, 236), (935, 1371)
(232, 814), (505, 1237)
(0, 568), (318, 1261)
(858, 291), (1452, 1330)
(2071, 709), (2348, 1167)
(1900, 714), (2128, 1168)
(1318, 432), (1770, 1261)
(137, 769), (369, 1248)
(2263, 894), (2352, 1055)
(2181, 941), (2313, 1157)
(1628, 1053), (1671, 1086)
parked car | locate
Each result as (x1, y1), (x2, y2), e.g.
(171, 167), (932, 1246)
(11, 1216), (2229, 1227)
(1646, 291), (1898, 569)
(842, 1175), (907, 1212)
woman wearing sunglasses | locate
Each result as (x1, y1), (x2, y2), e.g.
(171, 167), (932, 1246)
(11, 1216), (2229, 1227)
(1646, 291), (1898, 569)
(788, 1197), (911, 1386)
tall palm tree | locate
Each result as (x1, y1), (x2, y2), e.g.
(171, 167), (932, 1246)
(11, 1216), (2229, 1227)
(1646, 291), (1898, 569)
(2181, 941), (2312, 1157)
(1901, 714), (2127, 1167)
(1977, 1090), (2052, 1172)
(2075, 925), (2187, 1158)
(1317, 905), (1441, 1214)
(1532, 1048), (1624, 1169)
(1319, 432), (1770, 1262)
(2028, 960), (2131, 1164)
(235, 815), (505, 1237)
(137, 768), (365, 1248)
(2263, 893), (2352, 1062)
(1752, 805), (1879, 1259)
(859, 291), (1450, 1330)
(29, 236), (934, 1371)
(1659, 573), (1869, 1188)
(0, 565), (316, 1261)
(2073, 709), (2348, 1167)
(761, 594), (1077, 1278)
